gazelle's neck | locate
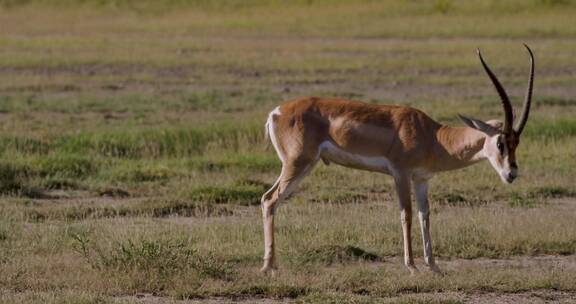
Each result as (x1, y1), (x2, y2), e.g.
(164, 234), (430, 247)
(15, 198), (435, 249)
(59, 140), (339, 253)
(434, 125), (486, 171)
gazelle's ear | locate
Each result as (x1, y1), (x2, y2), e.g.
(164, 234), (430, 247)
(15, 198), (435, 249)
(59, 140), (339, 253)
(458, 114), (499, 135)
(485, 119), (504, 131)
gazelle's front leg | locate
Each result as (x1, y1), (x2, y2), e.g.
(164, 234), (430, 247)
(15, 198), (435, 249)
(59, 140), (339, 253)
(394, 175), (418, 274)
(412, 179), (442, 274)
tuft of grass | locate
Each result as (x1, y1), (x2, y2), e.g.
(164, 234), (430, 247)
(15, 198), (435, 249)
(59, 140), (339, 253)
(0, 123), (264, 159)
(41, 177), (84, 190)
(184, 184), (265, 206)
(301, 245), (381, 265)
(312, 192), (368, 204)
(72, 237), (233, 280)
(0, 222), (9, 242)
(535, 0), (570, 7)
(0, 161), (31, 194)
(523, 119), (576, 139)
(107, 164), (174, 182)
(35, 154), (98, 178)
(507, 192), (542, 208)
(432, 191), (488, 206)
(296, 293), (464, 304)
(436, 225), (497, 259)
(0, 157), (93, 194)
(134, 199), (233, 217)
(528, 186), (576, 198)
(432, 0), (453, 14)
(0, 161), (48, 197)
(524, 240), (576, 256)
(537, 96), (576, 107)
(191, 284), (310, 299)
(63, 124), (263, 158)
(188, 154), (280, 172)
(24, 198), (233, 222)
(97, 187), (130, 198)
(0, 136), (49, 155)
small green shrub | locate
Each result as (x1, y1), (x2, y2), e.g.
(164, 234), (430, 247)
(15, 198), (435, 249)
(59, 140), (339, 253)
(301, 245), (380, 265)
(0, 161), (34, 194)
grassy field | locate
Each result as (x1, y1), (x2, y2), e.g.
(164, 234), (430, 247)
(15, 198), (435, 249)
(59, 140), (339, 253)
(1, 1), (576, 303)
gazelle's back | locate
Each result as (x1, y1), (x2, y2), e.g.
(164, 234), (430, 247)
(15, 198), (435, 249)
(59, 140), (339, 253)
(274, 97), (442, 170)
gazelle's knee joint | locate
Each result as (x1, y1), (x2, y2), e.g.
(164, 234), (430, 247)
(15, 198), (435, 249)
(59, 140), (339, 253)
(261, 197), (278, 216)
(418, 210), (430, 220)
(400, 210), (412, 225)
(261, 191), (274, 205)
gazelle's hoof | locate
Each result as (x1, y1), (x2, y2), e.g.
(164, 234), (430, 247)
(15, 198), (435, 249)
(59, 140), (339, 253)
(260, 263), (277, 274)
(406, 264), (419, 276)
(427, 264), (443, 275)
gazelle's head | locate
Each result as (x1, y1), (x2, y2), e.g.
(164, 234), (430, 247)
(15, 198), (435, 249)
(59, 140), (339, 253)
(459, 45), (535, 184)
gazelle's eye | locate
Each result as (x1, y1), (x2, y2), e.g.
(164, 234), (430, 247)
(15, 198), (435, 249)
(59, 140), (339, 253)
(497, 141), (504, 154)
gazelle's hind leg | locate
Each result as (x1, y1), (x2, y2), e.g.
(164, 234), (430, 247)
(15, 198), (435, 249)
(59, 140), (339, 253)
(260, 157), (317, 273)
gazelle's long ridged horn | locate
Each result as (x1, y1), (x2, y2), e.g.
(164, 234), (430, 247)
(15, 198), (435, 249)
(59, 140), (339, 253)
(477, 48), (514, 134)
(514, 44), (535, 135)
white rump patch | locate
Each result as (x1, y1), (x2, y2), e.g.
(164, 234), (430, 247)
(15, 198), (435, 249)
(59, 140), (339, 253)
(266, 107), (284, 163)
(319, 141), (393, 175)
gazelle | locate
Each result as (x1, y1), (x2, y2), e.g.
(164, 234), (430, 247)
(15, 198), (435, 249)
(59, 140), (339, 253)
(260, 45), (534, 274)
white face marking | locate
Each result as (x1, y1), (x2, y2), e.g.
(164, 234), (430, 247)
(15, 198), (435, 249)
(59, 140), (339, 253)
(484, 135), (515, 184)
(319, 141), (394, 175)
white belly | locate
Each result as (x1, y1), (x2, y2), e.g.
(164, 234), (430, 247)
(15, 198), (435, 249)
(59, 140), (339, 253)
(319, 141), (393, 174)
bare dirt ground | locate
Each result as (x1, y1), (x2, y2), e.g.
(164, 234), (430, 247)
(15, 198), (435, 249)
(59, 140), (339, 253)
(123, 289), (576, 304)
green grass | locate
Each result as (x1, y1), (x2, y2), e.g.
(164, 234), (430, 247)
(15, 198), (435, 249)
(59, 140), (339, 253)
(1, 1), (576, 303)
(72, 236), (233, 280)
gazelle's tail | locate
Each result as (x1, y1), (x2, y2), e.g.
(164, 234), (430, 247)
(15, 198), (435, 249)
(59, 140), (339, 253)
(265, 107), (284, 163)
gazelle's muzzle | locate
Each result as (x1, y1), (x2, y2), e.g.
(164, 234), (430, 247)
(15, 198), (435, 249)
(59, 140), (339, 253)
(502, 165), (518, 184)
